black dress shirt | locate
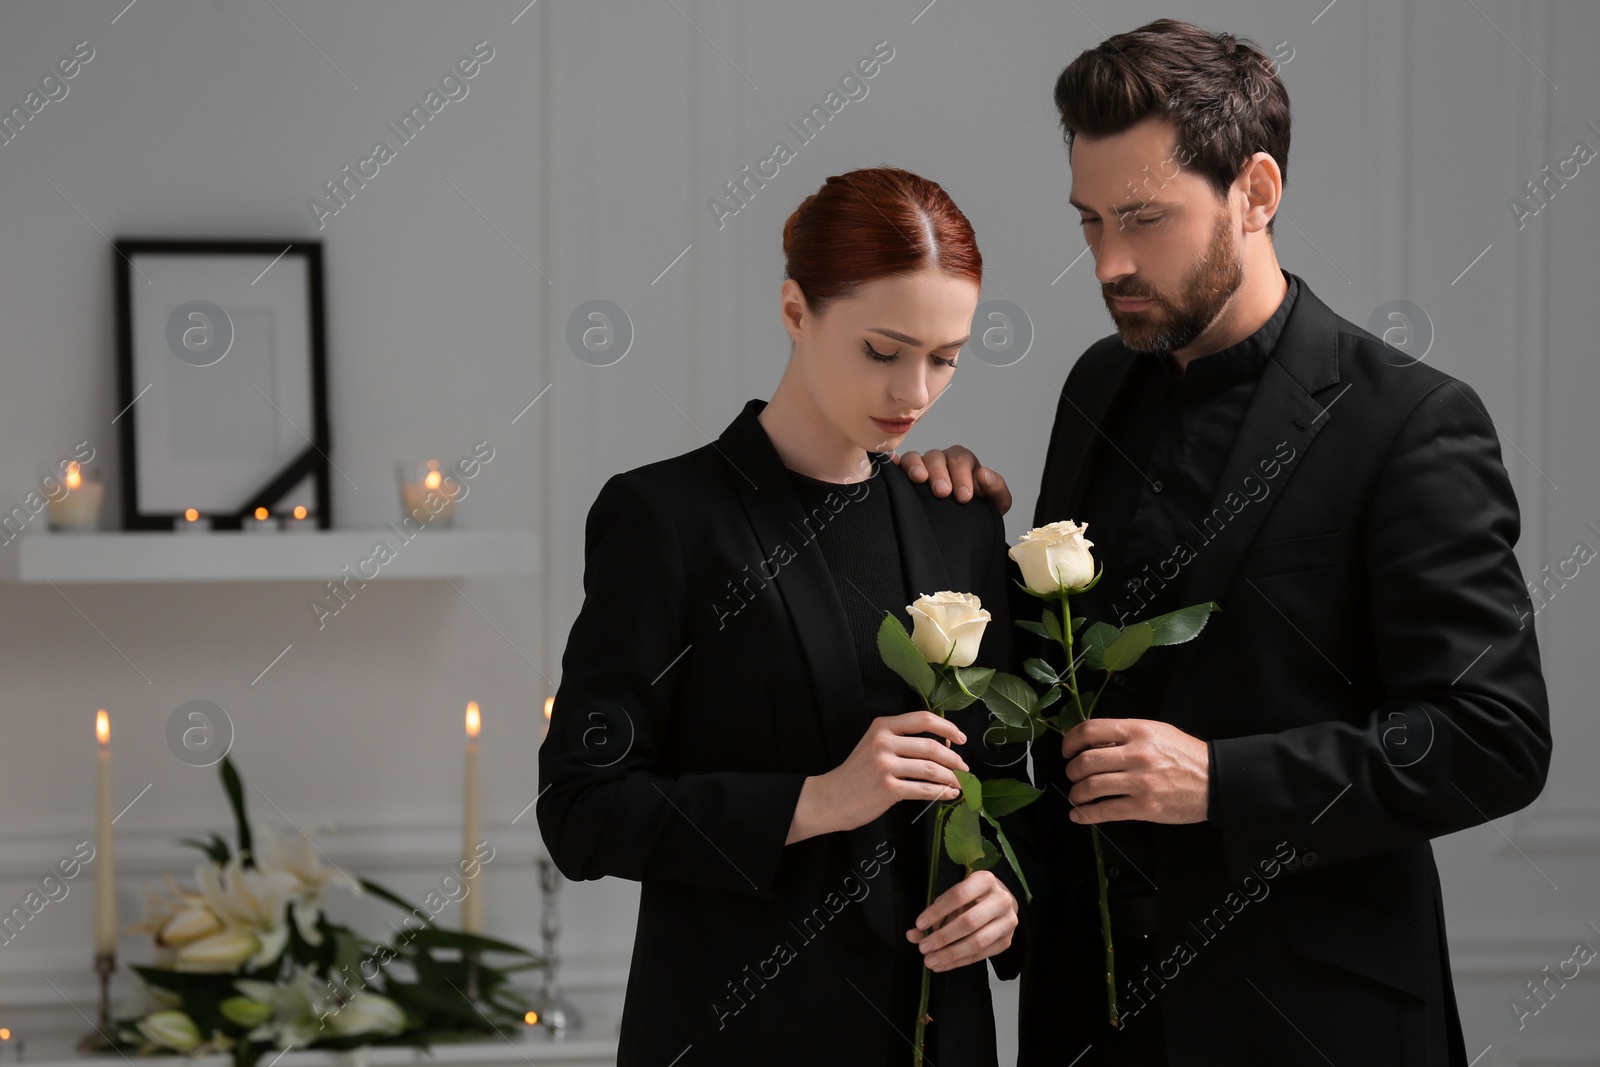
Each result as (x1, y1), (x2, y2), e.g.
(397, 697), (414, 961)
(1066, 269), (1299, 904)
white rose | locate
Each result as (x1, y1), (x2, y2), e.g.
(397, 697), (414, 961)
(1009, 520), (1096, 594)
(907, 591), (990, 668)
(136, 1009), (202, 1052)
(326, 992), (407, 1038)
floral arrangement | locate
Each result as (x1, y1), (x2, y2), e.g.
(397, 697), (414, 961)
(982, 520), (1219, 1028)
(875, 591), (1042, 1066)
(114, 756), (542, 1066)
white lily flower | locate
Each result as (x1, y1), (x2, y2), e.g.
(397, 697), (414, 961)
(235, 965), (339, 1047)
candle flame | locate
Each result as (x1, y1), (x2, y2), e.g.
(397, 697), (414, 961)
(543, 696), (554, 720)
(465, 701), (481, 739)
(96, 709), (109, 746)
(0, 1027), (11, 1040)
(255, 506), (269, 520)
(184, 508), (199, 522)
(293, 505), (308, 520)
(65, 462), (82, 489)
(523, 1011), (538, 1026)
(424, 470), (443, 490)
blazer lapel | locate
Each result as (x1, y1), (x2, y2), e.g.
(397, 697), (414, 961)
(716, 403), (963, 948)
(715, 399), (869, 767)
(1157, 278), (1347, 713)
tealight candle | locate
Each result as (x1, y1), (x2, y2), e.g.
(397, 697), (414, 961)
(175, 508), (211, 533)
(396, 461), (458, 527)
(44, 461), (104, 532)
(283, 505), (315, 532)
(244, 506), (276, 533)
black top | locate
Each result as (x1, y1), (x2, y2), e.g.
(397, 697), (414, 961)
(785, 456), (932, 1057)
(1072, 270), (1299, 896)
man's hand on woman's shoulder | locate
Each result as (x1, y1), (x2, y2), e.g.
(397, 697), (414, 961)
(896, 446), (1013, 515)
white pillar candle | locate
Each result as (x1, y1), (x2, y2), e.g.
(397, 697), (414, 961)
(462, 701), (483, 934)
(94, 710), (116, 956)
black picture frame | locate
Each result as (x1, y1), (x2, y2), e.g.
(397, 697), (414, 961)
(113, 239), (332, 531)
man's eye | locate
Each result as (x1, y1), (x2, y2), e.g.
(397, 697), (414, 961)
(1137, 214), (1164, 226)
(1078, 218), (1099, 228)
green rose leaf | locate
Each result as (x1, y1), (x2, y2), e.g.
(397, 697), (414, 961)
(981, 812), (1034, 903)
(955, 666), (995, 699)
(1024, 658), (1060, 686)
(1071, 616), (1087, 633)
(1032, 685), (1063, 716)
(877, 614), (935, 697)
(970, 838), (1002, 872)
(1077, 622), (1121, 674)
(1042, 608), (1064, 645)
(1102, 622), (1154, 672)
(1015, 620), (1050, 638)
(956, 769), (984, 812)
(981, 671), (1036, 728)
(981, 778), (1042, 818)
(1141, 601), (1221, 646)
(943, 804), (985, 868)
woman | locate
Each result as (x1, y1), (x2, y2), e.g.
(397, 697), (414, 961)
(537, 167), (1034, 1065)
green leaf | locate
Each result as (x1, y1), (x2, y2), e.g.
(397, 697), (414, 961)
(877, 614), (934, 697)
(360, 877), (432, 922)
(954, 666), (994, 699)
(981, 812), (1034, 904)
(1071, 616), (1087, 633)
(955, 769), (984, 812)
(942, 804), (985, 868)
(1041, 609), (1063, 645)
(401, 927), (541, 957)
(1032, 685), (1063, 716)
(1024, 658), (1059, 686)
(926, 670), (967, 712)
(1014, 620), (1050, 638)
(981, 671), (1037, 728)
(1103, 622), (1154, 672)
(969, 838), (1002, 872)
(177, 833), (230, 866)
(981, 778), (1043, 818)
(219, 755), (253, 867)
(1140, 601), (1222, 646)
(1078, 622), (1121, 674)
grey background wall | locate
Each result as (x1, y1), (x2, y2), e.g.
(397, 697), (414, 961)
(0, 1), (1595, 1063)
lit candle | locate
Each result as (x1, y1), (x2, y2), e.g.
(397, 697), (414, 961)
(244, 505), (276, 534)
(45, 462), (104, 532)
(176, 507), (210, 533)
(462, 701), (482, 934)
(284, 504), (313, 532)
(397, 461), (458, 527)
(94, 710), (116, 956)
(542, 696), (554, 738)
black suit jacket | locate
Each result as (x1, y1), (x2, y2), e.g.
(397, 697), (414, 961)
(1016, 275), (1551, 1066)
(538, 398), (1036, 1065)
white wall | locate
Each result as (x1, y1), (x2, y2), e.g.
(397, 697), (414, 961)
(1, 2), (1595, 1064)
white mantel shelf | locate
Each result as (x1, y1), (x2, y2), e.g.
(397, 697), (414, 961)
(0, 530), (538, 584)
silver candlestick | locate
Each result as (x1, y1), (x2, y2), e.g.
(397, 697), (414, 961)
(527, 855), (580, 1035)
(75, 950), (116, 1052)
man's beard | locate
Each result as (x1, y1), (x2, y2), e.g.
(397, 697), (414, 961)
(1101, 210), (1244, 354)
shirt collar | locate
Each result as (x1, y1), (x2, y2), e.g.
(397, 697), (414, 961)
(1148, 268), (1299, 393)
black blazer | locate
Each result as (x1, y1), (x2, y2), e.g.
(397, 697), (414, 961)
(1017, 274), (1551, 1066)
(538, 398), (1035, 1066)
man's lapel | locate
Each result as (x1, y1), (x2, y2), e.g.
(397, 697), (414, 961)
(1156, 278), (1348, 715)
(1037, 343), (1143, 527)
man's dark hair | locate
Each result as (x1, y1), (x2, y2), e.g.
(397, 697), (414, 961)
(1054, 18), (1291, 234)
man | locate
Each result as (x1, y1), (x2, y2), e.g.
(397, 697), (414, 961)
(901, 18), (1551, 1067)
